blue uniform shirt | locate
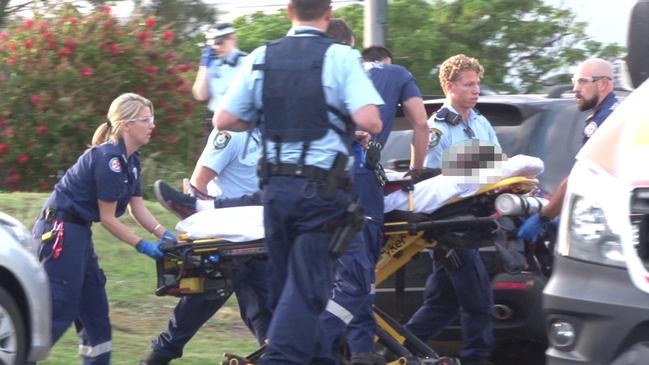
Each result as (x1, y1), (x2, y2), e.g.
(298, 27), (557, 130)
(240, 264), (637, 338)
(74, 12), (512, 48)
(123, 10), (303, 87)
(208, 48), (247, 112)
(582, 91), (619, 144)
(220, 26), (384, 170)
(425, 104), (500, 169)
(197, 129), (261, 199)
(49, 138), (142, 222)
(363, 61), (422, 147)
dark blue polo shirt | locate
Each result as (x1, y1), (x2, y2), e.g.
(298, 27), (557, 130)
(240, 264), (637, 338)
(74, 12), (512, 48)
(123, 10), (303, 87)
(582, 92), (619, 144)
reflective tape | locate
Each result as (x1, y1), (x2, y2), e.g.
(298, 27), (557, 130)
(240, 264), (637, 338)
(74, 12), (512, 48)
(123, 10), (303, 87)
(78, 341), (112, 357)
(325, 300), (354, 324)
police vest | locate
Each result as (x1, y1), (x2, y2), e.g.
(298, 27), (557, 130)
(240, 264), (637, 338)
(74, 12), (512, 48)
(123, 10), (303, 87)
(253, 30), (353, 153)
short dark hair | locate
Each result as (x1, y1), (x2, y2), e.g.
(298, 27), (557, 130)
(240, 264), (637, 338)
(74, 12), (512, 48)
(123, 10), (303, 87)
(291, 0), (331, 21)
(326, 18), (355, 45)
(362, 46), (394, 63)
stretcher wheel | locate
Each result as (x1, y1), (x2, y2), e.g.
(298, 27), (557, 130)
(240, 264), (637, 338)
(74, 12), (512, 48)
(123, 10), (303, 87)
(223, 353), (254, 365)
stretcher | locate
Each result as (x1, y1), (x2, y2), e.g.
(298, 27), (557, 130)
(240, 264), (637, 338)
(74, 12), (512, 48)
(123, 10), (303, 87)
(154, 161), (541, 365)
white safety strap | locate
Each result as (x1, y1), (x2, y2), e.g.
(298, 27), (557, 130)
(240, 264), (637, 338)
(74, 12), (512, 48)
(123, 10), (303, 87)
(370, 283), (376, 295)
(325, 299), (354, 325)
(78, 341), (112, 357)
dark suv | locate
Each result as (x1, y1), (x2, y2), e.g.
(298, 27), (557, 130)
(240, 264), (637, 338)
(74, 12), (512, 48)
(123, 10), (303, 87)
(375, 88), (608, 356)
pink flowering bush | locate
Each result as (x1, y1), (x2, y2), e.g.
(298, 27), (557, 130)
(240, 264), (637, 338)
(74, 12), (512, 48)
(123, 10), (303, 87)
(0, 5), (203, 191)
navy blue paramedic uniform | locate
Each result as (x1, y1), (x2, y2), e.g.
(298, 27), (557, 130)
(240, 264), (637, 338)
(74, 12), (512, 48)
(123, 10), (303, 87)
(406, 104), (498, 361)
(582, 91), (619, 145)
(219, 26), (383, 364)
(203, 48), (247, 129)
(149, 130), (271, 359)
(32, 138), (141, 365)
(317, 62), (422, 359)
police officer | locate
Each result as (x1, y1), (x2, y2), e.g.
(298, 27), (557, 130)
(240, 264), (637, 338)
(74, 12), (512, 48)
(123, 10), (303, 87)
(32, 93), (175, 365)
(189, 23), (249, 198)
(518, 58), (619, 242)
(140, 128), (271, 364)
(404, 54), (497, 365)
(316, 38), (429, 364)
(214, 0), (383, 363)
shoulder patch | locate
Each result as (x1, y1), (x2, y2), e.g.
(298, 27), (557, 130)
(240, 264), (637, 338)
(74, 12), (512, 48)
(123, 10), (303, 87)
(213, 131), (231, 150)
(428, 128), (443, 149)
(108, 157), (122, 173)
(583, 121), (598, 138)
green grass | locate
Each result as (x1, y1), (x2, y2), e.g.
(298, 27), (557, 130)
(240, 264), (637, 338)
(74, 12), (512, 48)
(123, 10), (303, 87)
(0, 192), (258, 364)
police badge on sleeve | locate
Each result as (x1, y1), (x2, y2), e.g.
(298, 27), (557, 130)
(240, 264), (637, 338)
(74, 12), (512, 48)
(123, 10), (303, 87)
(583, 121), (598, 138)
(213, 131), (231, 150)
(428, 128), (443, 148)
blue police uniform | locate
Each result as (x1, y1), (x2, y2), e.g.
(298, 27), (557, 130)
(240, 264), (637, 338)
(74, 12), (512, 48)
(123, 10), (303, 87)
(149, 129), (271, 360)
(407, 104), (497, 361)
(317, 62), (422, 359)
(207, 48), (247, 113)
(32, 138), (142, 365)
(220, 26), (383, 364)
(582, 91), (619, 144)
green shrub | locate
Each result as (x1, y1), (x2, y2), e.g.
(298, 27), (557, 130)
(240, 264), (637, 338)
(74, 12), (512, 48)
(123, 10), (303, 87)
(0, 4), (205, 191)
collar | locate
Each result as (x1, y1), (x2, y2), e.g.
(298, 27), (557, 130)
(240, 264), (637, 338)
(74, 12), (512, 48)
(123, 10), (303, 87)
(219, 48), (243, 67)
(593, 92), (618, 115)
(288, 26), (324, 36)
(436, 103), (478, 125)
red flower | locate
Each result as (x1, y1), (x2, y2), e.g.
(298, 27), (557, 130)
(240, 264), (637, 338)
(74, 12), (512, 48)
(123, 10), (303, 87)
(57, 47), (72, 57)
(38, 20), (50, 32)
(16, 154), (29, 164)
(64, 40), (77, 50)
(30, 94), (41, 105)
(137, 31), (151, 42)
(0, 31), (8, 42)
(163, 30), (175, 42)
(0, 119), (5, 128)
(23, 19), (34, 30)
(144, 66), (158, 75)
(7, 42), (17, 52)
(0, 143), (8, 155)
(35, 124), (48, 135)
(108, 43), (119, 55)
(38, 180), (50, 191)
(144, 16), (156, 29)
(23, 38), (33, 49)
(6, 57), (16, 66)
(100, 4), (111, 15)
(68, 17), (79, 26)
(79, 66), (94, 77)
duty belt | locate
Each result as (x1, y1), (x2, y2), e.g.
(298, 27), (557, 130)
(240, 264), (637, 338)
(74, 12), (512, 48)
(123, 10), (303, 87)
(267, 163), (351, 190)
(42, 207), (90, 227)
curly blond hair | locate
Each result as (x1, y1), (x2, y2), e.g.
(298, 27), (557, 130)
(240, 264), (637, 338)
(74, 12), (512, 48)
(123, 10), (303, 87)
(439, 54), (484, 94)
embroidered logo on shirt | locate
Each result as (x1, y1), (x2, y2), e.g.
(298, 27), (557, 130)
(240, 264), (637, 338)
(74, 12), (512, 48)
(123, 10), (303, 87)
(108, 157), (122, 173)
(428, 128), (443, 149)
(584, 120), (598, 138)
(213, 131), (231, 150)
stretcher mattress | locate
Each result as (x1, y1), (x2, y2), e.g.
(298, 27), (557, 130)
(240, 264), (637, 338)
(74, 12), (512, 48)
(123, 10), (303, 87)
(175, 155), (543, 239)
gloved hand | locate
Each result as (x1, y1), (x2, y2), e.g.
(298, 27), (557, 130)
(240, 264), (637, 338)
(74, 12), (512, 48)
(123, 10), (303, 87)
(136, 240), (164, 260)
(161, 230), (177, 244)
(517, 214), (546, 242)
(200, 46), (216, 67)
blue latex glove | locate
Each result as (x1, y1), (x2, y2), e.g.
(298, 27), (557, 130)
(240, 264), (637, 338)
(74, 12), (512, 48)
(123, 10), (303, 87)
(517, 214), (544, 242)
(200, 46), (216, 67)
(161, 230), (177, 244)
(136, 240), (164, 260)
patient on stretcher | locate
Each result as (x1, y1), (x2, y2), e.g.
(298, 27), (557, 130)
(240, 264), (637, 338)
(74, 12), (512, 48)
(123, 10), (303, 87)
(171, 151), (543, 241)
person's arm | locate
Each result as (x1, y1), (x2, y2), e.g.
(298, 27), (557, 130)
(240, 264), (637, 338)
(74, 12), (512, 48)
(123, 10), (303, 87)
(97, 200), (143, 247)
(541, 177), (568, 219)
(402, 96), (429, 169)
(214, 108), (251, 131)
(352, 105), (382, 134)
(128, 197), (169, 239)
(192, 67), (210, 101)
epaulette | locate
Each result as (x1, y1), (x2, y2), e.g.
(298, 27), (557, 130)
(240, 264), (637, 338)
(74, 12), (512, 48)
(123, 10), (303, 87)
(433, 107), (462, 126)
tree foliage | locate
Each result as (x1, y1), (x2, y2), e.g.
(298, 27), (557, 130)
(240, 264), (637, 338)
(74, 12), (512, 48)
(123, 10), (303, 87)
(229, 0), (624, 94)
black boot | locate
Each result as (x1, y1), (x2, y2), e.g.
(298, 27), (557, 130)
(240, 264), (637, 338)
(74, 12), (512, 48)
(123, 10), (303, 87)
(140, 350), (172, 365)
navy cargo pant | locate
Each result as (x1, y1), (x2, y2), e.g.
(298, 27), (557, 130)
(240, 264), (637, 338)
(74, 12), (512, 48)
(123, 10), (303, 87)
(405, 248), (494, 361)
(260, 176), (350, 365)
(315, 170), (383, 362)
(33, 217), (111, 365)
(151, 192), (271, 358)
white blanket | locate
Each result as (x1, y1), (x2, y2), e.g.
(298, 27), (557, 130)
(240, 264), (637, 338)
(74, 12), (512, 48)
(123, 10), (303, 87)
(383, 154), (544, 213)
(175, 155), (544, 240)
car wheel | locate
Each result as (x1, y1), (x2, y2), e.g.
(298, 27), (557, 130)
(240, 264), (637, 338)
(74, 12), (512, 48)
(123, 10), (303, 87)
(0, 286), (27, 365)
